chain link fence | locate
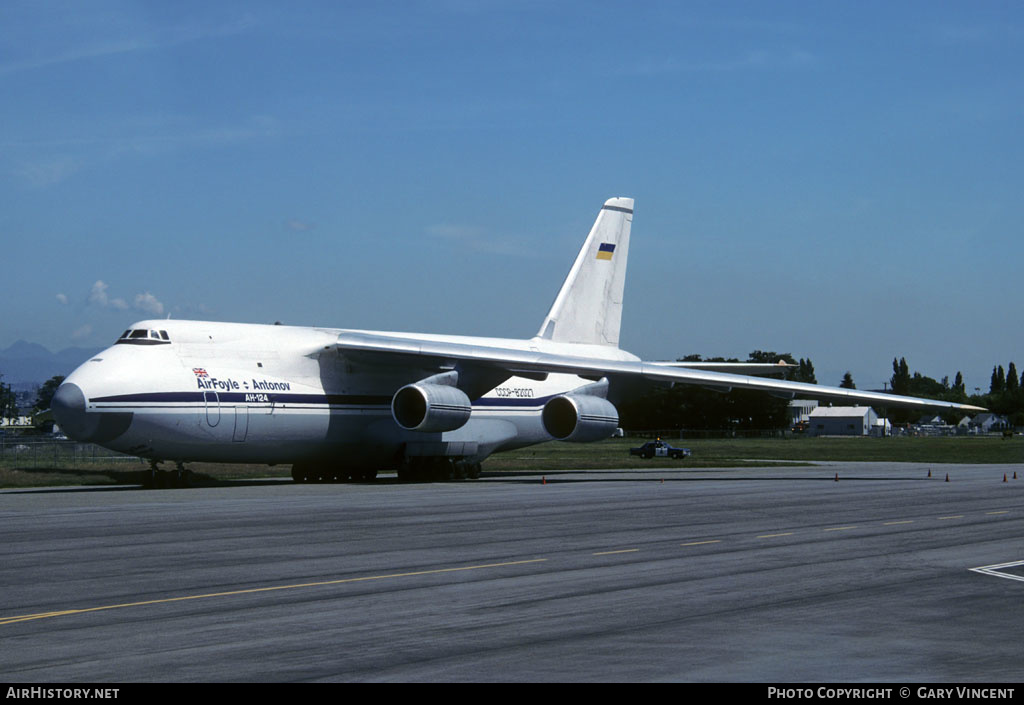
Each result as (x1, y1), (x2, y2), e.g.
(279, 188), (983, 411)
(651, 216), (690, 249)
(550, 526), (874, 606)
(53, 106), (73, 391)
(625, 428), (793, 439)
(0, 435), (143, 469)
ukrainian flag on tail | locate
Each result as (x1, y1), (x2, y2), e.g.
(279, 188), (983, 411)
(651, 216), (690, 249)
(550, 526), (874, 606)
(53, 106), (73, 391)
(596, 243), (615, 260)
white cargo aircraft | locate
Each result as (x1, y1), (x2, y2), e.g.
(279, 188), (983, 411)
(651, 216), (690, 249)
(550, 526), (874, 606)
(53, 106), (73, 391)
(52, 198), (982, 484)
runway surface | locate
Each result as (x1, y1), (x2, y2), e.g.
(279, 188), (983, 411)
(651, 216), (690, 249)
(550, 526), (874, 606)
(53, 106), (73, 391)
(2, 462), (1023, 682)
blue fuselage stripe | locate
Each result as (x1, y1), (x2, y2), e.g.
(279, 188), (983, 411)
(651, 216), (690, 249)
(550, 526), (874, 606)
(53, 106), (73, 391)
(90, 391), (553, 409)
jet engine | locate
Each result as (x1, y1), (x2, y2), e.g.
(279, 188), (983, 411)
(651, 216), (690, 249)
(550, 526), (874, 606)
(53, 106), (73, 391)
(542, 393), (619, 443)
(392, 378), (472, 433)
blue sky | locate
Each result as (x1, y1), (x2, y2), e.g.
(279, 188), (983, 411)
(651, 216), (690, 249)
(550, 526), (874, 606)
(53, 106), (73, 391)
(2, 1), (1021, 392)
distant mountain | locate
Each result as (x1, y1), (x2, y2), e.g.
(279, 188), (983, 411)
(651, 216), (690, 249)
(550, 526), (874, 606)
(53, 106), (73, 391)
(0, 341), (103, 385)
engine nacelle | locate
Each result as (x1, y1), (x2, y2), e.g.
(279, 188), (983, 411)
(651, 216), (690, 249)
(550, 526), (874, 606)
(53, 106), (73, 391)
(542, 394), (619, 443)
(392, 382), (472, 433)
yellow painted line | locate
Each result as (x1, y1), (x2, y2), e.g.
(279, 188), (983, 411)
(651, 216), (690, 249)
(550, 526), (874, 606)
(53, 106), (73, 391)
(592, 549), (639, 556)
(680, 540), (721, 547)
(0, 558), (548, 627)
(938, 515), (964, 520)
(823, 526), (857, 532)
(986, 511), (1009, 515)
(883, 520), (914, 525)
(757, 532), (794, 539)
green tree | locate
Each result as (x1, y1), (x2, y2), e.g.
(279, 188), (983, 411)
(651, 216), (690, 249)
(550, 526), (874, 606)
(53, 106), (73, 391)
(840, 372), (855, 389)
(0, 375), (17, 421)
(794, 358), (817, 384)
(1007, 362), (1019, 393)
(748, 350), (797, 366)
(618, 350), (811, 431)
(34, 375), (65, 412)
(891, 358), (911, 394)
(991, 365), (1006, 394)
(951, 371), (968, 403)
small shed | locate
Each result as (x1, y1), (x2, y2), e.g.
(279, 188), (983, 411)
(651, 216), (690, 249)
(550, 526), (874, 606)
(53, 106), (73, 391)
(807, 406), (878, 436)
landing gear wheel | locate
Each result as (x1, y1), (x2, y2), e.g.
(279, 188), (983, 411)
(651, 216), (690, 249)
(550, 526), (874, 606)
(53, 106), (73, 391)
(175, 462), (191, 488)
(397, 459), (412, 481)
(452, 462), (467, 480)
(145, 460), (160, 489)
(398, 457), (474, 482)
(433, 458), (455, 481)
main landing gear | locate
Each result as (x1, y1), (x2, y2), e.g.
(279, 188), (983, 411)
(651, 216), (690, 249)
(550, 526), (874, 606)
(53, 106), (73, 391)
(145, 460), (193, 489)
(290, 465), (378, 483)
(288, 458), (482, 483)
(396, 457), (482, 482)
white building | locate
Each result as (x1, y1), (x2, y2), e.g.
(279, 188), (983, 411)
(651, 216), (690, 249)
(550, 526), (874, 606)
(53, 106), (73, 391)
(871, 417), (892, 437)
(788, 399), (819, 427)
(970, 413), (1010, 434)
(806, 406), (879, 436)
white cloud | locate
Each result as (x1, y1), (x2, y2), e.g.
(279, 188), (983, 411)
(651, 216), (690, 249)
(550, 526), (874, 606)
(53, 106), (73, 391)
(427, 224), (485, 242)
(88, 280), (112, 307)
(172, 302), (214, 317)
(618, 48), (816, 76)
(87, 280), (133, 311)
(55, 293), (68, 305)
(426, 224), (538, 258)
(0, 15), (258, 78)
(133, 292), (164, 316)
(18, 157), (82, 187)
(286, 219), (316, 232)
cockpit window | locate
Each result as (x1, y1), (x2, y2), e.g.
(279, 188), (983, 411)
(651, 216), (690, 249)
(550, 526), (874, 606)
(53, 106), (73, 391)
(115, 329), (172, 346)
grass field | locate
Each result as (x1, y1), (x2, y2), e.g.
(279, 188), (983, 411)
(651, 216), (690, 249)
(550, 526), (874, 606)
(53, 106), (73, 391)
(486, 436), (1024, 469)
(1, 435), (1021, 489)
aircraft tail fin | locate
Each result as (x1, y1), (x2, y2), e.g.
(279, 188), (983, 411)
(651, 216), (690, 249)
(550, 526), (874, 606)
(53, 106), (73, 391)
(536, 197), (633, 347)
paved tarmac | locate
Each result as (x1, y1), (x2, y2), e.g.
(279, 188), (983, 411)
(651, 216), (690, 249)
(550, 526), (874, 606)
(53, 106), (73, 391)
(1, 462), (1023, 682)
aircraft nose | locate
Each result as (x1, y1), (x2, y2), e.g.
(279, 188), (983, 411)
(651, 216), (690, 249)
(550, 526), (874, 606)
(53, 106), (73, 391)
(51, 382), (89, 439)
(51, 382), (133, 443)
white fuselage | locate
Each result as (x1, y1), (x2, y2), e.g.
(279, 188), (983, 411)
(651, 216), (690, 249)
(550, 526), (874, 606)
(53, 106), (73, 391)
(51, 196), (979, 473)
(58, 319), (638, 468)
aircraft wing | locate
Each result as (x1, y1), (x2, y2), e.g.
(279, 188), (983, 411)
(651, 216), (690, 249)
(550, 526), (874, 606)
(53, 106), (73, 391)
(332, 331), (985, 412)
(648, 361), (795, 376)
